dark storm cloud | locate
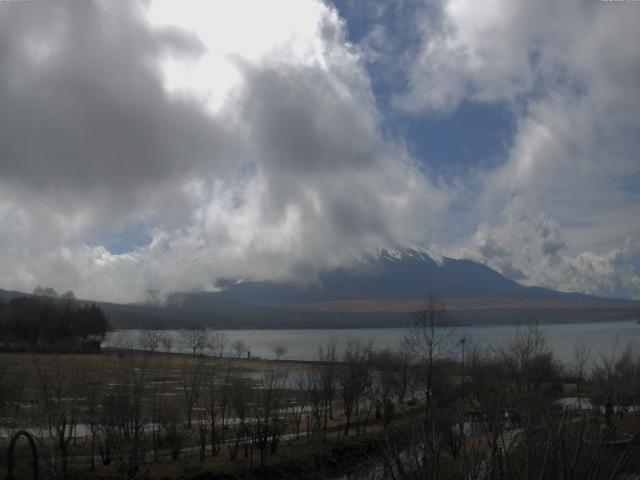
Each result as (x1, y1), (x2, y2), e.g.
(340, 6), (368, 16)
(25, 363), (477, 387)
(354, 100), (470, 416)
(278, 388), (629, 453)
(0, 1), (234, 225)
(236, 62), (415, 238)
(0, 0), (449, 301)
(187, 59), (449, 285)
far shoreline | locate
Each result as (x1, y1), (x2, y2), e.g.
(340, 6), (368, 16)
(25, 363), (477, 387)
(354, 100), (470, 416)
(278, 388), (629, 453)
(107, 316), (640, 332)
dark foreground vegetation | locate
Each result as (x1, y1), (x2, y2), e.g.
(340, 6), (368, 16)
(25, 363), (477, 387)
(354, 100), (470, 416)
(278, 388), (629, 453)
(0, 288), (108, 353)
(2, 299), (640, 479)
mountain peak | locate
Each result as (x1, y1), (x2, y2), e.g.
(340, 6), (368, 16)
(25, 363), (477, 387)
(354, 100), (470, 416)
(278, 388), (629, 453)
(376, 246), (446, 267)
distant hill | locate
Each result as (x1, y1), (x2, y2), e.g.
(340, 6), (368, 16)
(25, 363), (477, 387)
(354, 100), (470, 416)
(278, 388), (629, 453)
(2, 248), (639, 328)
(0, 288), (28, 302)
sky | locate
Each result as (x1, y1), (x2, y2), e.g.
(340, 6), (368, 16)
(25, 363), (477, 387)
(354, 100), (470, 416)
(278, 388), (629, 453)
(0, 0), (639, 303)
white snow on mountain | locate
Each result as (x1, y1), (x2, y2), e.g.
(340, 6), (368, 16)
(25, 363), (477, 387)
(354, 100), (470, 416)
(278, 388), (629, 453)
(375, 246), (447, 267)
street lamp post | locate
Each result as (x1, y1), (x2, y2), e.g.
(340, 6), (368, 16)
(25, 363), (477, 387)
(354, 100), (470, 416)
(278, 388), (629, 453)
(460, 338), (466, 404)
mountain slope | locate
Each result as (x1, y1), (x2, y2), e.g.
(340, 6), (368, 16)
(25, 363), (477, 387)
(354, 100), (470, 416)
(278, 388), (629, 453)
(0, 288), (30, 302)
(183, 247), (638, 326)
(213, 248), (593, 305)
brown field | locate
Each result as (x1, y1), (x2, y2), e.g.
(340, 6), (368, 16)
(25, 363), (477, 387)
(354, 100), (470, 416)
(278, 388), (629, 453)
(292, 296), (640, 314)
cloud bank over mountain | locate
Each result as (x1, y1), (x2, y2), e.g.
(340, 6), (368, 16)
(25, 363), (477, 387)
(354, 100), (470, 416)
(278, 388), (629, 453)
(393, 0), (640, 299)
(0, 0), (638, 302)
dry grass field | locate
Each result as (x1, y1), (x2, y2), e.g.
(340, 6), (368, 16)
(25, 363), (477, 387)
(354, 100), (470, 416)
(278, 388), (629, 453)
(3, 325), (640, 480)
(0, 350), (403, 479)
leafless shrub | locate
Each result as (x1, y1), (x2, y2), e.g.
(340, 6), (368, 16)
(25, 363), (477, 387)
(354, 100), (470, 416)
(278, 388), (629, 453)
(208, 330), (228, 358)
(160, 334), (174, 355)
(231, 339), (250, 359)
(180, 327), (210, 357)
(139, 331), (162, 354)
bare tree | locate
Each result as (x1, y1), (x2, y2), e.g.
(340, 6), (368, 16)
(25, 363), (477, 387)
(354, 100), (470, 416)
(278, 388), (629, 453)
(33, 285), (58, 298)
(180, 327), (209, 356)
(370, 349), (398, 427)
(317, 339), (338, 436)
(0, 353), (26, 435)
(304, 367), (325, 443)
(33, 356), (80, 479)
(271, 344), (288, 361)
(111, 353), (150, 476)
(254, 367), (290, 466)
(401, 298), (457, 479)
(160, 334), (174, 355)
(157, 395), (185, 461)
(338, 338), (372, 436)
(178, 357), (205, 428)
(498, 323), (558, 397)
(391, 348), (412, 406)
(231, 339), (249, 359)
(60, 290), (76, 307)
(229, 379), (251, 460)
(289, 372), (308, 439)
(83, 370), (105, 471)
(570, 340), (592, 393)
(591, 342), (640, 413)
(404, 297), (455, 410)
(207, 361), (234, 456)
(139, 331), (162, 354)
(208, 330), (227, 358)
(200, 362), (226, 457)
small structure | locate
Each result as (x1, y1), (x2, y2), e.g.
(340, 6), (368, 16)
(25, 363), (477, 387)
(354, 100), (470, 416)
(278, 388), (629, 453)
(6, 430), (39, 480)
(583, 398), (633, 446)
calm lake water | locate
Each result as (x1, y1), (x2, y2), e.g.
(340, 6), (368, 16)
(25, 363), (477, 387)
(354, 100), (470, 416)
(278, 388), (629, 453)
(103, 320), (640, 365)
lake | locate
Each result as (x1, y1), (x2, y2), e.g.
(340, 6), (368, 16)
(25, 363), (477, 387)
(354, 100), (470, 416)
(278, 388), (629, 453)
(103, 320), (640, 365)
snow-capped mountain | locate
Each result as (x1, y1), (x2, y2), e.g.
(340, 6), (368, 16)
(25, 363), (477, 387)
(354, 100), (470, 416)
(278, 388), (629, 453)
(3, 248), (637, 329)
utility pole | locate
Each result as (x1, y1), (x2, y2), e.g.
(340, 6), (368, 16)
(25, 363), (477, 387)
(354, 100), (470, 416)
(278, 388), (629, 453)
(460, 337), (466, 405)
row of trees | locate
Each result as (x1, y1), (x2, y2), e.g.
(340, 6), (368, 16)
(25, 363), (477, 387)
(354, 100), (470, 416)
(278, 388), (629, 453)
(133, 328), (294, 361)
(0, 290), (108, 352)
(123, 329), (254, 359)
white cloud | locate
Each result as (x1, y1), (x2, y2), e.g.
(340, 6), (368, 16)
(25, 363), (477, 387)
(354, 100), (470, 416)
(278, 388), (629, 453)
(146, 0), (337, 113)
(447, 201), (640, 299)
(395, 0), (589, 113)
